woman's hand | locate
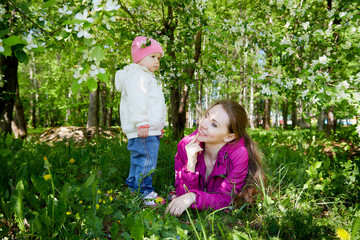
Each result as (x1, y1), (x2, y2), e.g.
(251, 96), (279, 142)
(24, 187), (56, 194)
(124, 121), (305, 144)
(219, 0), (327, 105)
(185, 133), (203, 172)
(165, 192), (196, 217)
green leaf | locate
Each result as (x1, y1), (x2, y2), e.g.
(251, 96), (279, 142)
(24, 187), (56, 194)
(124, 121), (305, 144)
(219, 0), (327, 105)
(106, 37), (115, 46)
(351, 217), (360, 239)
(92, 46), (105, 62)
(84, 174), (96, 188)
(1, 45), (12, 57)
(32, 47), (46, 53)
(31, 175), (49, 199)
(5, 133), (12, 147)
(3, 36), (26, 47)
(98, 72), (108, 83)
(14, 49), (28, 63)
(87, 78), (98, 92)
(314, 161), (322, 169)
(42, 0), (57, 8)
(71, 80), (81, 93)
(10, 180), (25, 233)
(131, 219), (145, 240)
(0, 30), (10, 38)
(84, 37), (93, 46)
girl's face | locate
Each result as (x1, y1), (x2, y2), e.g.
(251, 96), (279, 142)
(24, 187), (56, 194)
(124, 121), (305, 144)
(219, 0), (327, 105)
(197, 105), (235, 144)
(137, 52), (161, 72)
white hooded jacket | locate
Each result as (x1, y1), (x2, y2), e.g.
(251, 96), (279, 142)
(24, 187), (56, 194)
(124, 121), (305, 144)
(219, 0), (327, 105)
(115, 64), (166, 139)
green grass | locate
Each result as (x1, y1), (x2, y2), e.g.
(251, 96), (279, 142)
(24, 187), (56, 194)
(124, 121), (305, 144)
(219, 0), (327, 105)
(0, 128), (359, 239)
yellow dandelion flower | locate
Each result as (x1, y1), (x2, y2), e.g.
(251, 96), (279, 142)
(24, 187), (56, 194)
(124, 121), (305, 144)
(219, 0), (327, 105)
(336, 228), (350, 240)
(69, 158), (75, 164)
(99, 198), (102, 203)
(117, 220), (120, 223)
(96, 204), (100, 209)
(102, 200), (105, 204)
(97, 190), (101, 194)
(44, 156), (48, 161)
(107, 190), (113, 194)
(79, 200), (83, 204)
(109, 196), (113, 202)
(155, 197), (165, 204)
(66, 211), (71, 215)
(43, 174), (51, 181)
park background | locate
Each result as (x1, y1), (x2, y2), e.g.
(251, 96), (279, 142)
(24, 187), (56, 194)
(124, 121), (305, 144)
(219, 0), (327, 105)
(0, 0), (359, 239)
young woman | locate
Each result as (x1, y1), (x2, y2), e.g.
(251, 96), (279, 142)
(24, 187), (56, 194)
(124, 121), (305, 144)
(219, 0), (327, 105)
(166, 99), (265, 216)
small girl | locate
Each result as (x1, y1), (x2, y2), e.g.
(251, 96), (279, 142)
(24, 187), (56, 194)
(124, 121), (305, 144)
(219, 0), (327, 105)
(115, 36), (166, 206)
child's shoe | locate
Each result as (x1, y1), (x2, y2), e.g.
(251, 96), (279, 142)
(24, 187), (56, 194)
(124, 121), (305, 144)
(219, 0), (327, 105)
(143, 191), (166, 206)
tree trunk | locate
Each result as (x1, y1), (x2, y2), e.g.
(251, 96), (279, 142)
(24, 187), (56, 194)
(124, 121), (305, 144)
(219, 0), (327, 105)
(0, 54), (18, 136)
(29, 61), (38, 128)
(325, 105), (336, 137)
(263, 98), (271, 130)
(291, 97), (297, 129)
(100, 82), (107, 129)
(282, 99), (288, 130)
(163, 7), (201, 139)
(297, 99), (304, 128)
(107, 87), (114, 128)
(11, 79), (27, 138)
(87, 82), (99, 129)
(317, 108), (325, 131)
(249, 77), (255, 129)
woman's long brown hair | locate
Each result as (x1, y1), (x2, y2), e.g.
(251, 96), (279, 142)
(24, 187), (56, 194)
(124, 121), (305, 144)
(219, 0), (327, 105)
(211, 99), (266, 205)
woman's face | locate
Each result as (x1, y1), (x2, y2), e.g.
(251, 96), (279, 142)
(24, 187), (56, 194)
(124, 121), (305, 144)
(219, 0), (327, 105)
(197, 104), (234, 144)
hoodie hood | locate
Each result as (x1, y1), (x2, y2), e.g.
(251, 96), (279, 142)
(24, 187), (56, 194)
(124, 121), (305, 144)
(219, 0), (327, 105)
(115, 64), (153, 92)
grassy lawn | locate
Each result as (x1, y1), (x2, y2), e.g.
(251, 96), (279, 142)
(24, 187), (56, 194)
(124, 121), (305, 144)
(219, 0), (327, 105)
(0, 127), (359, 239)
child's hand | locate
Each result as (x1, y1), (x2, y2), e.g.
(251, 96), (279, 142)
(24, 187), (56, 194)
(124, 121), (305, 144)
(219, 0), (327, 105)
(138, 127), (149, 138)
(185, 133), (202, 172)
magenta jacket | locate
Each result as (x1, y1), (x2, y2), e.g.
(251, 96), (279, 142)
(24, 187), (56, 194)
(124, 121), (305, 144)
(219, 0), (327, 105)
(174, 130), (249, 210)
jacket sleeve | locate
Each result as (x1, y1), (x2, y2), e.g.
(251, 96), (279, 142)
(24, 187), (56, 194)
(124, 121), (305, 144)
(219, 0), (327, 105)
(126, 71), (152, 128)
(174, 133), (200, 196)
(190, 148), (249, 210)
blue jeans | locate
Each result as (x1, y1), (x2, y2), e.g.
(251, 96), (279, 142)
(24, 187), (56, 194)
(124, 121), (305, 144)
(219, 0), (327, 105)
(126, 136), (160, 197)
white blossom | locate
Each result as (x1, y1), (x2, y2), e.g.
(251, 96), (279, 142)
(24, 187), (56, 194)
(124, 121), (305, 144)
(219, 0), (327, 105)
(259, 72), (268, 80)
(286, 47), (295, 55)
(75, 9), (94, 23)
(89, 64), (105, 77)
(301, 21), (310, 30)
(325, 29), (332, 35)
(338, 80), (349, 89)
(311, 96), (319, 104)
(285, 22), (290, 28)
(0, 4), (5, 21)
(356, 125), (360, 138)
(296, 78), (303, 85)
(58, 5), (72, 16)
(339, 12), (347, 18)
(280, 37), (291, 45)
(284, 79), (294, 89)
(92, 0), (103, 11)
(73, 72), (81, 79)
(308, 75), (316, 83)
(104, 0), (120, 11)
(301, 89), (309, 99)
(77, 30), (92, 39)
(313, 29), (324, 35)
(261, 84), (272, 95)
(343, 41), (351, 49)
(318, 55), (329, 65)
(25, 34), (38, 50)
(0, 39), (3, 52)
